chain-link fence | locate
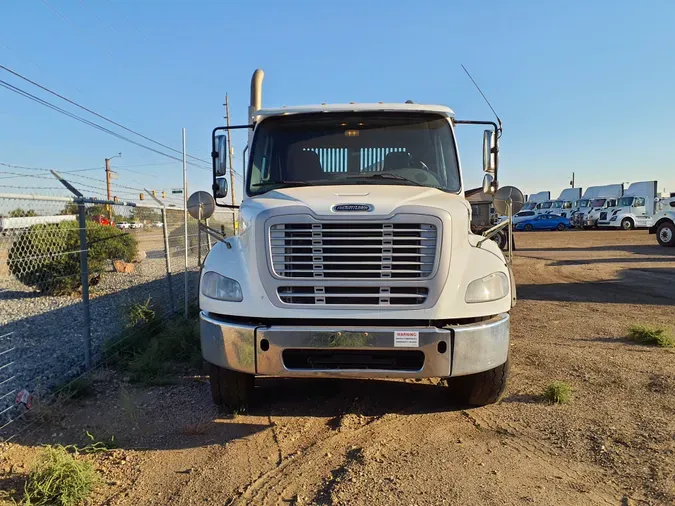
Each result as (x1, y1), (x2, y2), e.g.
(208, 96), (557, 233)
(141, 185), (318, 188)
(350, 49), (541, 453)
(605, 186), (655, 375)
(0, 193), (236, 440)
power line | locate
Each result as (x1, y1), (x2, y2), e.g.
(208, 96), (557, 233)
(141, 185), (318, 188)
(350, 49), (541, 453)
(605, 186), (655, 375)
(0, 79), (210, 171)
(0, 162), (104, 173)
(0, 64), (211, 166)
(107, 0), (150, 42)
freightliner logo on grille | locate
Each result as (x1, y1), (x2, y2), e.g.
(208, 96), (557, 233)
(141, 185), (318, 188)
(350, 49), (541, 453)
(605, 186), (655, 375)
(332, 204), (373, 212)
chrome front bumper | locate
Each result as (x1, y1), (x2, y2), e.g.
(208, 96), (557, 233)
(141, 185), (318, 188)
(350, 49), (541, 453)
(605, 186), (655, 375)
(200, 312), (510, 378)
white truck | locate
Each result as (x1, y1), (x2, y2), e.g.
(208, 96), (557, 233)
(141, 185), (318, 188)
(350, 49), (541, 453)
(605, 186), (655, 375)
(542, 187), (582, 218)
(521, 191), (550, 213)
(649, 197), (675, 246)
(198, 69), (518, 410)
(572, 184), (624, 228)
(596, 181), (657, 230)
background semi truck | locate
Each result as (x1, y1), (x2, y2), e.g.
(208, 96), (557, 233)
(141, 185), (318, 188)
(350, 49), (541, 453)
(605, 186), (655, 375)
(596, 180), (658, 230)
(649, 197), (675, 246)
(198, 69), (520, 410)
(572, 183), (624, 228)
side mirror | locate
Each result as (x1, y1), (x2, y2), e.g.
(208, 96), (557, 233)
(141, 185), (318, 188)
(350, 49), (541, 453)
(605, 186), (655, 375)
(214, 135), (228, 176)
(482, 173), (495, 195)
(482, 130), (496, 174)
(214, 177), (228, 199)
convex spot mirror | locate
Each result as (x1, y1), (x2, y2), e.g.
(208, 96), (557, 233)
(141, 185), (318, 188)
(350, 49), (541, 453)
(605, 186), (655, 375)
(493, 186), (525, 216)
(187, 191), (216, 220)
(482, 130), (496, 174)
(214, 135), (228, 176)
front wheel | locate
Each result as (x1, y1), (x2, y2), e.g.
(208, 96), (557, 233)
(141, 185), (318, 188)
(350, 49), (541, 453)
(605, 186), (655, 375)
(556, 223), (566, 231)
(524, 224), (533, 231)
(447, 359), (510, 406)
(657, 222), (675, 247)
(209, 363), (255, 411)
(621, 218), (634, 230)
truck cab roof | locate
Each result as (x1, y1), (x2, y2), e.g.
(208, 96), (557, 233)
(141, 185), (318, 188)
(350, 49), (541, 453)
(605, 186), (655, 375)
(254, 103), (455, 121)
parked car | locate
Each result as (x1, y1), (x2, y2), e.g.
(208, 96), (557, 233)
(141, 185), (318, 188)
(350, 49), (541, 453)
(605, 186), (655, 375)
(130, 222), (144, 229)
(116, 222), (131, 230)
(153, 221), (164, 228)
(498, 210), (538, 228)
(515, 213), (571, 231)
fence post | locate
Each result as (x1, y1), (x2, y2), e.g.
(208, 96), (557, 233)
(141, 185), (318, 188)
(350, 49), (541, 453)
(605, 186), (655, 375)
(182, 128), (188, 319)
(77, 202), (92, 370)
(161, 207), (175, 312)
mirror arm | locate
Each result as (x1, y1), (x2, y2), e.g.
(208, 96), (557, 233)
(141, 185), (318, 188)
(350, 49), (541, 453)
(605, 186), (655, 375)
(477, 219), (509, 248)
(454, 119), (500, 184)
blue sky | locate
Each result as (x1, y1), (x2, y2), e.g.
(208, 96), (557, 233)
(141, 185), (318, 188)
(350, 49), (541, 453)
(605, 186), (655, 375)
(1, 0), (674, 204)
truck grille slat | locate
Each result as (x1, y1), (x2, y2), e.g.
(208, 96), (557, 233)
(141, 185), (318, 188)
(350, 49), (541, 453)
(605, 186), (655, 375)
(269, 221), (438, 280)
(278, 286), (429, 306)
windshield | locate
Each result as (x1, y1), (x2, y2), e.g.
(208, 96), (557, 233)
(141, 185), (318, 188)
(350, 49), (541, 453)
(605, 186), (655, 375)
(247, 112), (460, 196)
(578, 199), (590, 208)
(551, 201), (563, 208)
(522, 202), (537, 210)
(618, 196), (634, 206)
(591, 198), (606, 207)
(540, 202), (553, 209)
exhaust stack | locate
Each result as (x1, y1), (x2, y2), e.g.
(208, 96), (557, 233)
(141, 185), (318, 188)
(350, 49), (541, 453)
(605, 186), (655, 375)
(249, 69), (264, 122)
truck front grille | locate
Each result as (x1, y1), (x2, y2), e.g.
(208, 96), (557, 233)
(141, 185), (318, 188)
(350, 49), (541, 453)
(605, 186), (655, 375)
(278, 286), (429, 306)
(269, 222), (438, 279)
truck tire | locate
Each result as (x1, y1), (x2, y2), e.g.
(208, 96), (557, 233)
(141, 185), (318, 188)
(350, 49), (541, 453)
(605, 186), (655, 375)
(621, 218), (634, 230)
(209, 362), (254, 411)
(492, 230), (507, 250)
(447, 359), (510, 406)
(657, 221), (675, 247)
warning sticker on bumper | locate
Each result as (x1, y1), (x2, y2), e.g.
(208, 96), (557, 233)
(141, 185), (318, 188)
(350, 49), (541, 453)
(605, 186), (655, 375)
(394, 330), (419, 347)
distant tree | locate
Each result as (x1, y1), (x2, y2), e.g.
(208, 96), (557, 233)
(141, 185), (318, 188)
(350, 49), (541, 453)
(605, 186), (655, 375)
(8, 208), (37, 218)
(60, 203), (79, 215)
(131, 207), (161, 223)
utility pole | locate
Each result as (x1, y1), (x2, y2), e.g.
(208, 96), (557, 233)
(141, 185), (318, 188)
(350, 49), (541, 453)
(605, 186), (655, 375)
(105, 152), (121, 220)
(570, 172), (575, 188)
(225, 94), (237, 232)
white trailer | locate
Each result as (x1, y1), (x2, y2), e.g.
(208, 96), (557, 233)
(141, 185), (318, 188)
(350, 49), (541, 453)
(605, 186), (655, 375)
(597, 181), (657, 229)
(572, 184), (624, 228)
(0, 214), (76, 233)
(198, 69), (520, 410)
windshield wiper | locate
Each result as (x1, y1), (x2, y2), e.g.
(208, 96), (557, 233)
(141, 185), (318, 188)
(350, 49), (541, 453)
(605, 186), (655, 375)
(341, 172), (424, 186)
(251, 180), (316, 188)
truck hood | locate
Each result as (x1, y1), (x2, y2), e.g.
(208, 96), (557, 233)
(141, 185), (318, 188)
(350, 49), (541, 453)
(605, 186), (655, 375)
(242, 185), (470, 217)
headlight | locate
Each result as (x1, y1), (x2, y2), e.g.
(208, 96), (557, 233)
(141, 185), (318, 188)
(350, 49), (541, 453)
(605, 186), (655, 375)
(201, 271), (243, 302)
(465, 272), (509, 303)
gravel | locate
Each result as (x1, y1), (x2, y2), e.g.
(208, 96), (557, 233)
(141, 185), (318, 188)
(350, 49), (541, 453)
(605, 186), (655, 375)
(0, 254), (201, 435)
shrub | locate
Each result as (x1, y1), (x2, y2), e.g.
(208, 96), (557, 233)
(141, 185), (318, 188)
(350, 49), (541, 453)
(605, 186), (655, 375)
(8, 221), (137, 294)
(22, 445), (98, 506)
(542, 381), (573, 404)
(627, 324), (674, 348)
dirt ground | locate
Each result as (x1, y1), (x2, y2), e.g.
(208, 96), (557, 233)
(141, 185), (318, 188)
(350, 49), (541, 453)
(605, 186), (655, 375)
(2, 230), (674, 505)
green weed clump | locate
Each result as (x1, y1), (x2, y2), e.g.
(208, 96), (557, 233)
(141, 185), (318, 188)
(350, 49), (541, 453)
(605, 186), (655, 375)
(542, 381), (573, 405)
(103, 297), (201, 385)
(22, 445), (98, 506)
(627, 325), (674, 348)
